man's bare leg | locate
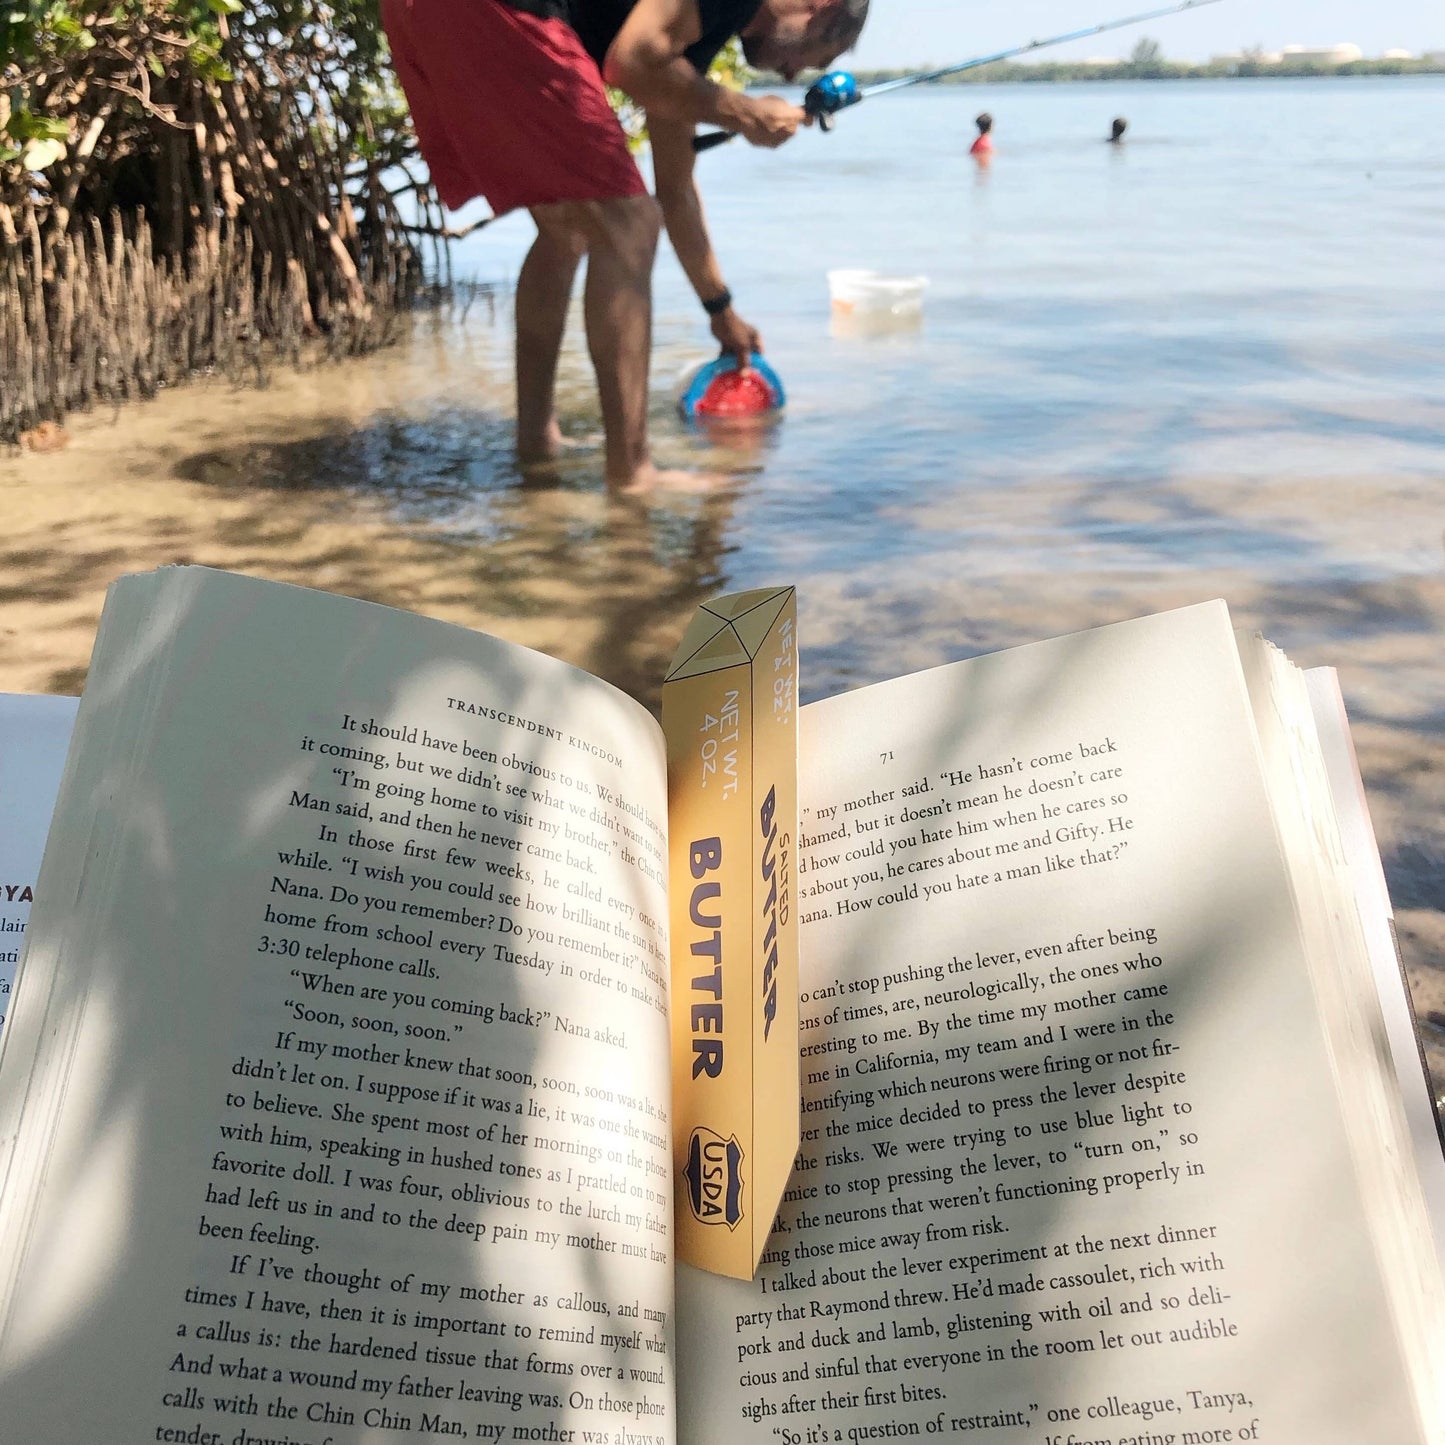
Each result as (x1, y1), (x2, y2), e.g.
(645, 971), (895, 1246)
(574, 194), (660, 488)
(524, 194), (722, 491)
(515, 210), (587, 466)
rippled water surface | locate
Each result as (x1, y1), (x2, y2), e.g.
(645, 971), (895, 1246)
(444, 77), (1445, 605)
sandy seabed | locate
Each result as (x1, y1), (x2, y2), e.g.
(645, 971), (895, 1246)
(3, 319), (1443, 1097)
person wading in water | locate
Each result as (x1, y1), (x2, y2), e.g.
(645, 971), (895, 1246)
(383, 0), (871, 491)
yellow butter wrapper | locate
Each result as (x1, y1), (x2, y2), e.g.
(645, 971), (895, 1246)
(664, 587), (799, 1280)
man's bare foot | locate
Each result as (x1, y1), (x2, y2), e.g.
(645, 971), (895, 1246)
(518, 421), (600, 471)
(517, 414), (565, 467)
(609, 460), (732, 494)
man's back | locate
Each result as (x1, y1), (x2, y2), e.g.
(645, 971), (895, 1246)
(495, 0), (761, 70)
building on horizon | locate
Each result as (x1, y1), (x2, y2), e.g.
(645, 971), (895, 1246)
(1278, 43), (1364, 66)
(1211, 43), (1383, 72)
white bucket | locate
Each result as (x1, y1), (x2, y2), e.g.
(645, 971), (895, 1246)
(827, 268), (928, 318)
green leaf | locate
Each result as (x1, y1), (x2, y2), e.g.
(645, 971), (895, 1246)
(206, 0), (242, 12)
(8, 113), (69, 142)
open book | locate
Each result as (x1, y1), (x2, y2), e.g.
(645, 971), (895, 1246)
(1, 566), (1442, 1443)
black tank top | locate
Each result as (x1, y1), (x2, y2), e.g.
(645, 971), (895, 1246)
(496, 0), (762, 72)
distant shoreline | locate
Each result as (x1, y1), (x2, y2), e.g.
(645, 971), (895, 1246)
(844, 59), (1445, 86)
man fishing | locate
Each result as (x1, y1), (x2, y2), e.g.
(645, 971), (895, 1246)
(383, 0), (871, 492)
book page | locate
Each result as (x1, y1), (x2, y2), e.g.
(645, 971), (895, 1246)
(0, 570), (678, 1444)
(678, 603), (1433, 1443)
(1236, 642), (1445, 1409)
(0, 693), (79, 1037)
(1303, 667), (1445, 1268)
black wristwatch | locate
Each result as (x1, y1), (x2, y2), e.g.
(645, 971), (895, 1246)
(702, 288), (733, 316)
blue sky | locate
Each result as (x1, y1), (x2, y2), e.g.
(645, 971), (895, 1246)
(847, 1), (1445, 70)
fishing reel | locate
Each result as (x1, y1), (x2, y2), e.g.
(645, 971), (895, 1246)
(803, 71), (860, 131)
(693, 68), (860, 150)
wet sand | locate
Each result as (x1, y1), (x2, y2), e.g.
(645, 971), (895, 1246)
(2, 316), (1442, 1094)
(0, 315), (739, 704)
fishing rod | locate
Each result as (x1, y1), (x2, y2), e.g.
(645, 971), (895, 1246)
(693, 0), (1222, 151)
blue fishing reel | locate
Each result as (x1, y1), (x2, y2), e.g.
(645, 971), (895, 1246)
(803, 71), (860, 131)
(693, 69), (860, 151)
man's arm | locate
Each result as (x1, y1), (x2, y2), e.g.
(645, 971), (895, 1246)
(604, 0), (802, 145)
(649, 114), (761, 366)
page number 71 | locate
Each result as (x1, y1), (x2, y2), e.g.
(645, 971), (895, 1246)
(879, 750), (894, 764)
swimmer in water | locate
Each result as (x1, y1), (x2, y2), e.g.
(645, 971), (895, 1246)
(1108, 116), (1128, 144)
(970, 111), (994, 159)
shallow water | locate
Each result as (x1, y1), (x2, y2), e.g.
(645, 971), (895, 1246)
(3, 78), (1442, 1027)
(453, 78), (1445, 615)
(439, 78), (1445, 683)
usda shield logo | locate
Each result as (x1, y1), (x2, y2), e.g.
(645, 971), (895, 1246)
(684, 1128), (744, 1229)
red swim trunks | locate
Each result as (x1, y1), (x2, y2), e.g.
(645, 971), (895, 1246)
(382, 0), (647, 215)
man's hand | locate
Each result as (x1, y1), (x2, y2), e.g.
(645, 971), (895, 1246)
(711, 308), (762, 368)
(730, 94), (808, 149)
